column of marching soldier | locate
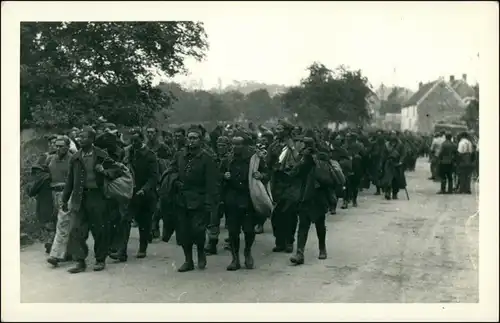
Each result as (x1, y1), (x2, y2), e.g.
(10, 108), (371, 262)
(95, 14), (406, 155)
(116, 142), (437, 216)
(27, 118), (477, 274)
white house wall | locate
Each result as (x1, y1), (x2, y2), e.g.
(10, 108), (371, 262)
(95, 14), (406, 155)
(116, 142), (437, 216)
(401, 105), (418, 132)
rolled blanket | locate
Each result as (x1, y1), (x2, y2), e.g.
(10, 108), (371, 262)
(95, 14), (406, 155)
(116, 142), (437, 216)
(248, 154), (274, 218)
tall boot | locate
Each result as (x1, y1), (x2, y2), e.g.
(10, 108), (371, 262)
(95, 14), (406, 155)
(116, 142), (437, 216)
(272, 234), (286, 252)
(447, 176), (454, 194)
(204, 238), (217, 255)
(290, 227), (307, 265)
(438, 179), (446, 194)
(330, 197), (337, 214)
(151, 218), (160, 240)
(197, 243), (207, 270)
(341, 187), (349, 209)
(136, 238), (148, 259)
(392, 188), (399, 200)
(384, 188), (392, 200)
(195, 233), (207, 269)
(178, 243), (195, 272)
(352, 187), (359, 207)
(227, 236), (241, 271)
(316, 222), (327, 260)
(243, 233), (255, 269)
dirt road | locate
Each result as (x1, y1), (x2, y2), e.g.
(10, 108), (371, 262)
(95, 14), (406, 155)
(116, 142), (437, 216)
(20, 159), (479, 303)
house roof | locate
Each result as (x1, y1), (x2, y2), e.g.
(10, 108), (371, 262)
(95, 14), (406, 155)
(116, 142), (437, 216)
(449, 80), (477, 99)
(403, 81), (438, 107)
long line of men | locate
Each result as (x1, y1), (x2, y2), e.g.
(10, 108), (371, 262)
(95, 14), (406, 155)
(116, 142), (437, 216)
(26, 119), (475, 274)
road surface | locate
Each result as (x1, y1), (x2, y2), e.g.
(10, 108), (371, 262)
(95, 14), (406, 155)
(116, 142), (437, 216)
(20, 158), (479, 303)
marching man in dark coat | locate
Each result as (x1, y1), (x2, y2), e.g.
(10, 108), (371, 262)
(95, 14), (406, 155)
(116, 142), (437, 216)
(290, 135), (330, 265)
(205, 135), (231, 255)
(110, 128), (159, 261)
(267, 120), (304, 254)
(170, 125), (218, 272)
(380, 131), (407, 200)
(343, 133), (366, 207)
(221, 133), (269, 270)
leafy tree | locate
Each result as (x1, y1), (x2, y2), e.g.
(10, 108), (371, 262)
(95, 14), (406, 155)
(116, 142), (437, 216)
(21, 22), (208, 129)
(462, 97), (479, 131)
(243, 89), (280, 122)
(281, 62), (372, 126)
(159, 82), (284, 125)
(220, 90), (246, 118)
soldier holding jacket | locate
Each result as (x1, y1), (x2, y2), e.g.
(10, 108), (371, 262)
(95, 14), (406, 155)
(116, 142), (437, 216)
(113, 128), (159, 260)
(62, 127), (123, 273)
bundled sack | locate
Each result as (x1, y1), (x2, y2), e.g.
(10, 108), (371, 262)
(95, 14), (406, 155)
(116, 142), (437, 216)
(104, 164), (134, 200)
(248, 154), (274, 218)
(313, 157), (337, 188)
(329, 159), (346, 186)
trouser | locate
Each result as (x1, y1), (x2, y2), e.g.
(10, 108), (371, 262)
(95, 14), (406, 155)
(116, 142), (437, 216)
(439, 163), (453, 193)
(296, 203), (326, 252)
(151, 202), (162, 237)
(67, 189), (109, 262)
(107, 199), (124, 252)
(271, 199), (298, 248)
(225, 205), (256, 253)
(109, 198), (131, 256)
(206, 203), (224, 246)
(384, 179), (399, 198)
(344, 174), (360, 204)
(49, 191), (72, 259)
(408, 155), (417, 171)
(177, 208), (208, 248)
(430, 157), (439, 179)
(126, 194), (156, 252)
(458, 165), (472, 193)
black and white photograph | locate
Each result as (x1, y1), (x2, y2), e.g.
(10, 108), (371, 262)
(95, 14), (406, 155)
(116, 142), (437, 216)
(2, 1), (498, 321)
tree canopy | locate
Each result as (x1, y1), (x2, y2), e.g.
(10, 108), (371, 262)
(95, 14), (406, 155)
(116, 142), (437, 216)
(155, 82), (284, 127)
(280, 62), (373, 126)
(21, 21), (208, 129)
(461, 85), (479, 132)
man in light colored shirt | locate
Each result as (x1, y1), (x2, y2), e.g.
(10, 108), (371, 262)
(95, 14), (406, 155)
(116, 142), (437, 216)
(456, 132), (474, 194)
(457, 135), (474, 154)
(429, 132), (445, 180)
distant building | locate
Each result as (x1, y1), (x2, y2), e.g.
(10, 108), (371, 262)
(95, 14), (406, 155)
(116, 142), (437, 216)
(448, 74), (478, 103)
(371, 85), (413, 128)
(383, 113), (401, 130)
(400, 76), (466, 134)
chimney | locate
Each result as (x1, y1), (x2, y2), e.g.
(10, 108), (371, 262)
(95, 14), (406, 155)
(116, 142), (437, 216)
(462, 73), (467, 82)
(449, 75), (455, 83)
(418, 82), (423, 89)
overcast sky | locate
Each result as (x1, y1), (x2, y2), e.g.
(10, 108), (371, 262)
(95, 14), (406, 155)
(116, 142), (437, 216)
(164, 2), (489, 92)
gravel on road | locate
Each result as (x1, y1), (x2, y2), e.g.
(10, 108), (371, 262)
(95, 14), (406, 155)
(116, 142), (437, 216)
(20, 159), (479, 303)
